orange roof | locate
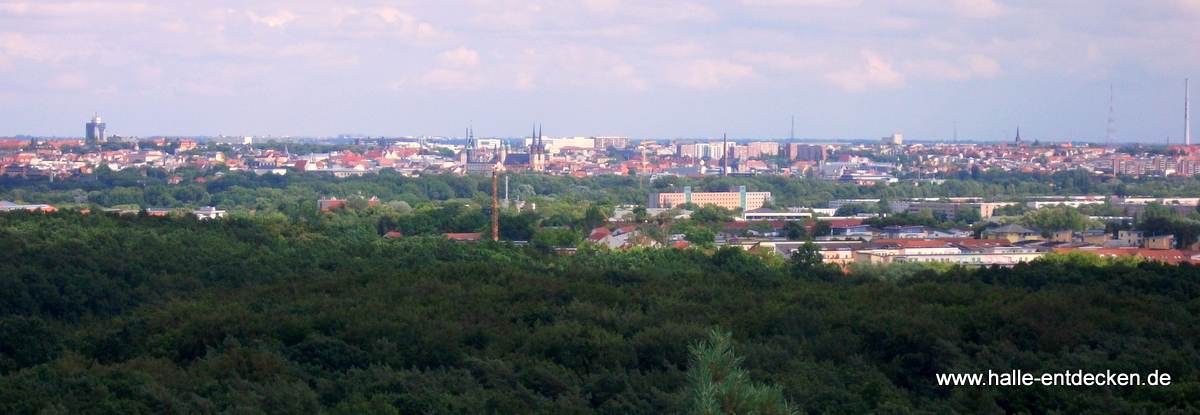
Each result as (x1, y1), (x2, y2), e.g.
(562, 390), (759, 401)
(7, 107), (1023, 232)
(443, 233), (483, 241)
(588, 227), (612, 241)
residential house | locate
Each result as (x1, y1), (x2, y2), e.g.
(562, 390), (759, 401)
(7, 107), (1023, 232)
(987, 224), (1039, 243)
(1118, 230), (1145, 247)
(1145, 234), (1175, 250)
(1079, 229), (1111, 245)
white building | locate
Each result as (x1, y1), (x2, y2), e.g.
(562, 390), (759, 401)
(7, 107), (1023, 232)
(193, 206), (226, 220)
(892, 247), (1043, 267)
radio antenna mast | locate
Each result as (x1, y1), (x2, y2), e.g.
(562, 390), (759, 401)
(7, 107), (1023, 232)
(1106, 85), (1116, 146)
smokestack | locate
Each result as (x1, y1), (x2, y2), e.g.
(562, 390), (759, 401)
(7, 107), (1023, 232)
(1187, 78), (1191, 146)
(722, 133), (728, 176)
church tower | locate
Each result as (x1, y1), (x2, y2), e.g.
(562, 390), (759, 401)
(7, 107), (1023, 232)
(460, 127), (476, 165)
(530, 125), (545, 172)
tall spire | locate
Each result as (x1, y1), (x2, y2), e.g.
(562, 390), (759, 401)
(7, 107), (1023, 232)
(1186, 78), (1191, 146)
(1015, 127), (1021, 144)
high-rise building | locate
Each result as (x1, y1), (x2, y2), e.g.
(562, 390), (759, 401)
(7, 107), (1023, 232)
(86, 113), (106, 143)
(676, 143), (697, 158)
(746, 142), (779, 158)
(593, 136), (630, 152)
(786, 143), (826, 161)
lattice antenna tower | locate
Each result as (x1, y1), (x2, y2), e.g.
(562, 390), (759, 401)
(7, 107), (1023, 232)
(1105, 85), (1117, 146)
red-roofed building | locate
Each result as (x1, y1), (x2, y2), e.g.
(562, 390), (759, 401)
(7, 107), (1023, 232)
(444, 233), (484, 242)
(318, 197), (379, 211)
(587, 227), (612, 243)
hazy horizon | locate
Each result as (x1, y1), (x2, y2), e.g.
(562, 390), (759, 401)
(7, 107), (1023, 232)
(0, 1), (1196, 143)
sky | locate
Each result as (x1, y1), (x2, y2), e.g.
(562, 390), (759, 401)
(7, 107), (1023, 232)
(0, 0), (1198, 142)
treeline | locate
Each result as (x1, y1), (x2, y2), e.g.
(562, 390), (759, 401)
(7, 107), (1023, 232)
(0, 211), (1197, 414)
(10, 166), (1200, 213)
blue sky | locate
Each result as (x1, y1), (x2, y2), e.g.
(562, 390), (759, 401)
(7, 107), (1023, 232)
(0, 0), (1196, 142)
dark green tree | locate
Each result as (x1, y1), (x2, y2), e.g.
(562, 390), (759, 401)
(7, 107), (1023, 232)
(686, 329), (797, 415)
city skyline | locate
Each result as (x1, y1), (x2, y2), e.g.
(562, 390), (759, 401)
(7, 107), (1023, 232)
(0, 1), (1196, 142)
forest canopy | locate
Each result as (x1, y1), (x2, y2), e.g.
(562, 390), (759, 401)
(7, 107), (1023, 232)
(0, 211), (1197, 414)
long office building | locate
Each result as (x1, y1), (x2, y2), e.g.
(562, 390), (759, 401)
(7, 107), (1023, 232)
(648, 186), (771, 211)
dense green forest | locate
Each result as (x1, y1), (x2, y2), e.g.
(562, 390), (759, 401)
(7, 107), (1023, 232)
(0, 211), (1198, 414)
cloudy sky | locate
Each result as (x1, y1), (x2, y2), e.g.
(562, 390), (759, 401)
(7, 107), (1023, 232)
(0, 0), (1197, 142)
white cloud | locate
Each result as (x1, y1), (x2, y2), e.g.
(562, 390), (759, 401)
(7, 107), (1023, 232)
(635, 1), (715, 22)
(367, 7), (437, 38)
(0, 0), (1196, 137)
(595, 25), (648, 39)
(583, 0), (619, 14)
(496, 45), (647, 91)
(0, 2), (152, 17)
(471, 11), (533, 29)
(609, 63), (647, 90)
(181, 81), (234, 97)
(422, 68), (480, 89)
(370, 7), (412, 25)
(246, 10), (296, 28)
(423, 47), (483, 89)
(825, 50), (905, 91)
(1183, 0), (1200, 14)
(277, 41), (357, 67)
(438, 47), (480, 69)
(740, 0), (861, 8)
(735, 51), (831, 72)
(654, 42), (703, 58)
(0, 32), (51, 60)
(903, 54), (1002, 82)
(671, 59), (756, 89)
(949, 0), (1003, 18)
(49, 73), (88, 90)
